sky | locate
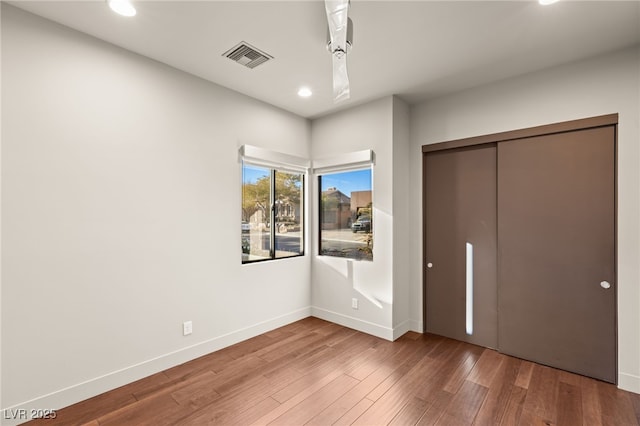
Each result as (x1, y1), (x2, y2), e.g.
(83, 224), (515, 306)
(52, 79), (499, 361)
(319, 168), (372, 196)
(243, 164), (270, 184)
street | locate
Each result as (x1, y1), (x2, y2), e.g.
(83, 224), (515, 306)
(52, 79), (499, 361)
(243, 228), (372, 260)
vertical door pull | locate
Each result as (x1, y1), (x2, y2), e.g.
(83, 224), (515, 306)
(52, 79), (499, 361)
(466, 243), (473, 335)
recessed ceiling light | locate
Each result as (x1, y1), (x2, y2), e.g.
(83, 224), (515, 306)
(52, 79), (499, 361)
(108, 0), (137, 17)
(297, 87), (313, 98)
(539, 0), (559, 5)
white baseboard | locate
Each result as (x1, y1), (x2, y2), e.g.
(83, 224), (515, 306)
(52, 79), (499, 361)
(1, 307), (311, 426)
(311, 306), (394, 341)
(392, 319), (423, 340)
(409, 319), (423, 333)
(619, 372), (640, 394)
(392, 320), (413, 340)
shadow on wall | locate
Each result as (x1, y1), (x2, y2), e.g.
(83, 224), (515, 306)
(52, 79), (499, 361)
(316, 207), (393, 309)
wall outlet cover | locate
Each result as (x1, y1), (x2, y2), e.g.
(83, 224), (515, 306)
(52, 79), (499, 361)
(183, 321), (193, 336)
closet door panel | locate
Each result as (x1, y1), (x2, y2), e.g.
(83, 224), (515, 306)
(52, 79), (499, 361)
(497, 126), (616, 383)
(424, 144), (497, 348)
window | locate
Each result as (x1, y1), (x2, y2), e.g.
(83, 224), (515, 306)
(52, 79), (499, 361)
(242, 163), (304, 263)
(319, 168), (373, 261)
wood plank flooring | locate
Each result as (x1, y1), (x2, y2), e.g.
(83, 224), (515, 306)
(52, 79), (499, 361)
(27, 318), (640, 425)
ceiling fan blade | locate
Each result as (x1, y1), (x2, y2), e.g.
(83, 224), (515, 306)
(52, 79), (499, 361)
(325, 0), (349, 54)
(332, 53), (350, 102)
(325, 0), (350, 102)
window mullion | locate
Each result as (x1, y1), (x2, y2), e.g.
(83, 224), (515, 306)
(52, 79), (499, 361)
(269, 169), (276, 259)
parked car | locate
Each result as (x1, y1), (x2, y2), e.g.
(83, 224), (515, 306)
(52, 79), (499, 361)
(351, 215), (371, 233)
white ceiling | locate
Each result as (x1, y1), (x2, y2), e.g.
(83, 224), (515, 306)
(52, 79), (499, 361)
(10, 1), (640, 119)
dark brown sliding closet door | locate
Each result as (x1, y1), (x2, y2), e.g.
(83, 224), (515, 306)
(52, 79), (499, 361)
(497, 126), (616, 383)
(424, 145), (497, 349)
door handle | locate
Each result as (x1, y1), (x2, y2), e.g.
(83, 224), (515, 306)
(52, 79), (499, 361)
(600, 281), (611, 289)
(427, 262), (433, 268)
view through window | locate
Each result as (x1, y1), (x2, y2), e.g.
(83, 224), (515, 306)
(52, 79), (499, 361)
(242, 163), (304, 263)
(319, 168), (373, 261)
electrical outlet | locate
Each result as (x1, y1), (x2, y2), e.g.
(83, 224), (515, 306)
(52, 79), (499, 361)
(183, 321), (193, 336)
(352, 298), (359, 310)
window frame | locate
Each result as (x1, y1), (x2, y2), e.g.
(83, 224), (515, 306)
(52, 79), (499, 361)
(240, 149), (307, 264)
(313, 150), (375, 262)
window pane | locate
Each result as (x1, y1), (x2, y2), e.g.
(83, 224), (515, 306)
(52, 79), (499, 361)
(274, 171), (304, 258)
(242, 164), (271, 262)
(319, 168), (373, 261)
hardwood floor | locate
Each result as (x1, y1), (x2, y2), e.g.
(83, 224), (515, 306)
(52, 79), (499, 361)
(28, 318), (640, 425)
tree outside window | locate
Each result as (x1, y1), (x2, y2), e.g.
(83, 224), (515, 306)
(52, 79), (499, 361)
(242, 163), (304, 263)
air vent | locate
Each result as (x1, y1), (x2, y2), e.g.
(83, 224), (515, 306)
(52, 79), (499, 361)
(223, 42), (273, 69)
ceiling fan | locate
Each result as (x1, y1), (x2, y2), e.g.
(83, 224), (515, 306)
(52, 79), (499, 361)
(325, 0), (353, 103)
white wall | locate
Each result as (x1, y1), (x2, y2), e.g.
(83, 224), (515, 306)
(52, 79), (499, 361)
(1, 4), (311, 419)
(310, 97), (395, 338)
(391, 96), (412, 337)
(310, 96), (415, 340)
(409, 46), (640, 393)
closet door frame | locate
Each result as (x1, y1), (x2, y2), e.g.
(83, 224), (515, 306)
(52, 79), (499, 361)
(421, 113), (618, 374)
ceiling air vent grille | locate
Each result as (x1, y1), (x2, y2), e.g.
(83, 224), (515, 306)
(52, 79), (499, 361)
(223, 42), (273, 69)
